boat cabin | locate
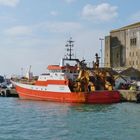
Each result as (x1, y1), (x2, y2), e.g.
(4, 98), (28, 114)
(37, 58), (79, 84)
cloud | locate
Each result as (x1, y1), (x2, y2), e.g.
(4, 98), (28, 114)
(4, 25), (32, 37)
(0, 0), (19, 7)
(82, 3), (118, 22)
(0, 15), (16, 22)
(39, 21), (83, 33)
(3, 21), (83, 41)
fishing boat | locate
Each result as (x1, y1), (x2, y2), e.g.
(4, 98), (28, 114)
(14, 38), (121, 104)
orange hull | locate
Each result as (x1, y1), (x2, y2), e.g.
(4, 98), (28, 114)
(16, 85), (121, 104)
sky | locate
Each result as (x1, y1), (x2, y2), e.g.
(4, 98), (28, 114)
(0, 0), (140, 77)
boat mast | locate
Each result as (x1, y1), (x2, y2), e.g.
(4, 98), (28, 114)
(65, 37), (74, 60)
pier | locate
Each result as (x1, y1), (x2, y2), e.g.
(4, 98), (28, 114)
(119, 90), (140, 103)
(0, 88), (18, 97)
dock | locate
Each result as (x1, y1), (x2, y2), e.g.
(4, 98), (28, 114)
(119, 90), (140, 103)
(0, 88), (18, 97)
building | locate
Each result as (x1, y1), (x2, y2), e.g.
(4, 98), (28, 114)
(105, 22), (140, 71)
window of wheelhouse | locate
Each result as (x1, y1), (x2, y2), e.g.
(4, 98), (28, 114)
(49, 69), (63, 73)
(49, 69), (77, 73)
(62, 70), (66, 73)
(67, 69), (77, 73)
(62, 69), (77, 73)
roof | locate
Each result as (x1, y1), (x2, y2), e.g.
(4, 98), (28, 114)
(100, 67), (119, 75)
(114, 75), (128, 82)
(120, 67), (140, 77)
(111, 22), (140, 33)
(47, 65), (77, 71)
(47, 65), (64, 70)
(88, 67), (119, 76)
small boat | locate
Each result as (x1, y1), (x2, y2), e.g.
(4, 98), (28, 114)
(14, 38), (121, 104)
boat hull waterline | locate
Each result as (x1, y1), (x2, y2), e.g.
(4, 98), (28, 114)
(15, 83), (121, 104)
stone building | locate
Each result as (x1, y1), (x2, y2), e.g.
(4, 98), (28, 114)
(105, 22), (140, 71)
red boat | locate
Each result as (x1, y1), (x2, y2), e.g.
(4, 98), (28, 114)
(14, 38), (121, 104)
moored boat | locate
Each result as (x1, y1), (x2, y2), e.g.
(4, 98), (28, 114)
(14, 38), (121, 104)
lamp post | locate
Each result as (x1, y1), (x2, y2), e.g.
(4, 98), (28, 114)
(99, 38), (104, 67)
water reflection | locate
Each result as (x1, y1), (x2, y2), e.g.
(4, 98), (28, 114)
(70, 104), (116, 113)
(16, 99), (116, 113)
(16, 99), (72, 116)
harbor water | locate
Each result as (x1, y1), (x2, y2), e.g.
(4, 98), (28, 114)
(0, 98), (140, 140)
